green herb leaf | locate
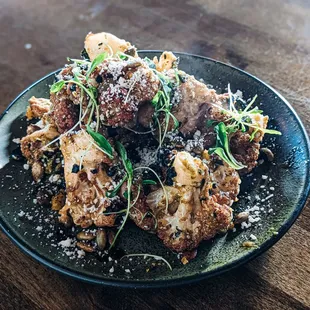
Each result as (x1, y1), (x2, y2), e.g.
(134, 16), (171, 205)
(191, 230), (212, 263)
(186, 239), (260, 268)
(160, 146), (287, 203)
(115, 141), (134, 178)
(151, 91), (163, 107)
(249, 108), (263, 114)
(86, 52), (107, 78)
(250, 128), (259, 142)
(123, 190), (129, 200)
(142, 180), (157, 185)
(106, 176), (127, 198)
(262, 128), (282, 135)
(210, 122), (246, 170)
(115, 141), (127, 161)
(88, 86), (98, 99)
(86, 125), (113, 158)
(50, 80), (65, 93)
(167, 111), (179, 129)
(119, 54), (128, 60)
(206, 119), (218, 128)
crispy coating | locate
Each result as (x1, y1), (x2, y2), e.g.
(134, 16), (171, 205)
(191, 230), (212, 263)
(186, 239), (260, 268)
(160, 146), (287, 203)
(229, 113), (268, 173)
(96, 58), (160, 127)
(153, 51), (178, 72)
(50, 98), (79, 134)
(58, 131), (116, 228)
(137, 68), (228, 136)
(145, 152), (240, 252)
(26, 96), (52, 120)
(84, 32), (137, 61)
(171, 73), (228, 136)
(21, 124), (59, 164)
(129, 191), (156, 231)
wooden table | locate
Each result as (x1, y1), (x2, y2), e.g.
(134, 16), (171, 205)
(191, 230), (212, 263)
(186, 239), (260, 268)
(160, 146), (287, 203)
(1, 0), (309, 309)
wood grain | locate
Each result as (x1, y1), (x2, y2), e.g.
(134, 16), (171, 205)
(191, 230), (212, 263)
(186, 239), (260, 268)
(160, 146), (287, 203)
(0, 0), (309, 309)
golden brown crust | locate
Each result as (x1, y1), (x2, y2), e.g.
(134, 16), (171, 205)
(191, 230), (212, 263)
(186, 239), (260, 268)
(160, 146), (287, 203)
(26, 96), (52, 120)
(20, 124), (59, 163)
(146, 152), (239, 253)
(58, 131), (115, 228)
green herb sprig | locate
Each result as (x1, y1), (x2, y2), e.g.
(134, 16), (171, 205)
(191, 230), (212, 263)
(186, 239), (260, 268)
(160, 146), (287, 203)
(109, 142), (133, 249)
(209, 122), (246, 170)
(86, 125), (114, 159)
(86, 52), (108, 79)
(150, 70), (179, 148)
(213, 85), (282, 138)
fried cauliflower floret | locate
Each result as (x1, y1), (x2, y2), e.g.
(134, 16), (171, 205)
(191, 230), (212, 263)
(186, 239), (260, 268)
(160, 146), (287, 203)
(49, 98), (79, 134)
(147, 183), (233, 252)
(207, 157), (241, 206)
(137, 72), (228, 136)
(153, 51), (178, 72)
(173, 151), (207, 187)
(230, 131), (260, 174)
(26, 96), (52, 120)
(84, 32), (137, 61)
(145, 153), (240, 253)
(96, 58), (160, 127)
(172, 74), (228, 136)
(21, 124), (59, 164)
(58, 131), (116, 228)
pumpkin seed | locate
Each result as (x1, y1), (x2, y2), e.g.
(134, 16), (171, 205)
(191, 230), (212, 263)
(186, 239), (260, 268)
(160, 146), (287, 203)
(242, 241), (256, 248)
(234, 211), (249, 224)
(96, 230), (107, 250)
(77, 231), (96, 241)
(107, 230), (115, 245)
(76, 241), (94, 252)
(260, 147), (274, 162)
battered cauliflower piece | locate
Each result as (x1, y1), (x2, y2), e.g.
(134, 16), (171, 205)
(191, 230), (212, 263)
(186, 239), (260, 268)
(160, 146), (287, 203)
(84, 32), (137, 61)
(229, 113), (268, 174)
(137, 72), (228, 136)
(21, 124), (59, 164)
(172, 74), (228, 136)
(146, 152), (240, 252)
(96, 57), (160, 127)
(26, 96), (52, 120)
(153, 51), (178, 72)
(58, 131), (116, 228)
(173, 151), (207, 186)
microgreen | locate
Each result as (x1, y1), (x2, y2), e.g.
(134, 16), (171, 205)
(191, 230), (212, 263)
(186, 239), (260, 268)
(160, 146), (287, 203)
(86, 52), (108, 78)
(143, 59), (180, 149)
(143, 57), (156, 69)
(134, 166), (168, 212)
(209, 122), (246, 170)
(206, 119), (218, 128)
(142, 179), (157, 185)
(106, 176), (127, 198)
(50, 80), (65, 93)
(86, 125), (114, 159)
(210, 84), (282, 138)
(109, 142), (133, 249)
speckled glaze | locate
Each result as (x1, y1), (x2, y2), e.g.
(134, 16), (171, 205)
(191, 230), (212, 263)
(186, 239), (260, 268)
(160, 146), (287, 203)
(0, 52), (309, 288)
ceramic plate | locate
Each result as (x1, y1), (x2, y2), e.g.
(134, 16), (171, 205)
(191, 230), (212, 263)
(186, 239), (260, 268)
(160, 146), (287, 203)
(0, 52), (309, 288)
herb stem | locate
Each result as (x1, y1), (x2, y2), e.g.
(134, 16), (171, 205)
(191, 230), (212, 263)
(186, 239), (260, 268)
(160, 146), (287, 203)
(134, 166), (169, 212)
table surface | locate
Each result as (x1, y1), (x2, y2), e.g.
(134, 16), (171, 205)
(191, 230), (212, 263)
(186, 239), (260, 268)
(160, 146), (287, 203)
(1, 0), (310, 309)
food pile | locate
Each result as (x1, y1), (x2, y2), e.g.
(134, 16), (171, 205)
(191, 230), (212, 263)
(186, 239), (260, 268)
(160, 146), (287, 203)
(20, 32), (280, 262)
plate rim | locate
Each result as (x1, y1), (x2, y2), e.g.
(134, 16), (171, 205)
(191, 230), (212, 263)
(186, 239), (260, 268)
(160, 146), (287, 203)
(1, 51), (309, 288)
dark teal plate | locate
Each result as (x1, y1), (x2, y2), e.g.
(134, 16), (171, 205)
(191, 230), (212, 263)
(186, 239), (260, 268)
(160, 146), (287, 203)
(0, 52), (309, 288)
